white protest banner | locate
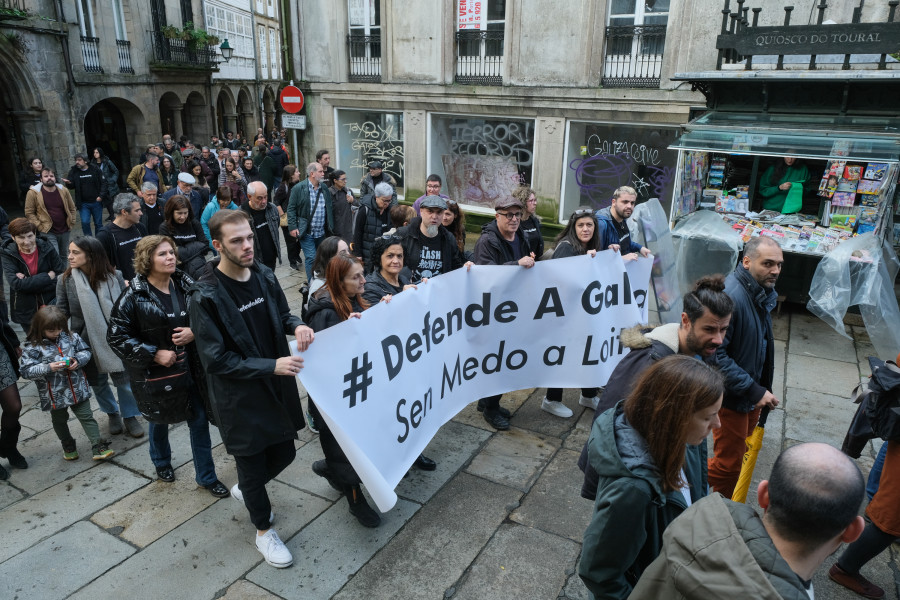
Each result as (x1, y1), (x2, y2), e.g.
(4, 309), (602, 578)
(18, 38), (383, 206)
(296, 252), (652, 512)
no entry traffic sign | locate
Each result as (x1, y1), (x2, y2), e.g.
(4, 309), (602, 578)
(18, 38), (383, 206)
(279, 85), (304, 114)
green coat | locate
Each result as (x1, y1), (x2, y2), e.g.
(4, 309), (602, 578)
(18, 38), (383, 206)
(287, 180), (334, 238)
(579, 402), (707, 600)
(758, 163), (811, 212)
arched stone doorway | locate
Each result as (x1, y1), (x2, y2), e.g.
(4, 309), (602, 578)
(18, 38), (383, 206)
(184, 92), (207, 144)
(84, 98), (145, 185)
(262, 86), (276, 136)
(158, 91), (183, 140)
(0, 39), (45, 212)
(236, 87), (255, 140)
(215, 88), (236, 139)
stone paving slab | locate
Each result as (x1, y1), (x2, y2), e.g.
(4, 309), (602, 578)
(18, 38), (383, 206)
(788, 312), (857, 363)
(396, 420), (491, 505)
(784, 388), (856, 449)
(453, 523), (581, 600)
(562, 407), (595, 452)
(772, 339), (786, 399)
(248, 497), (420, 600)
(70, 480), (330, 600)
(91, 445), (234, 547)
(772, 309), (789, 341)
(0, 520), (136, 600)
(274, 439), (342, 502)
(466, 427), (560, 492)
(512, 389), (588, 438)
(109, 420), (222, 480)
(784, 354), (861, 396)
(815, 550), (897, 600)
(0, 480), (25, 511)
(451, 389), (532, 432)
(0, 464), (147, 564)
(331, 473), (522, 600)
(220, 579), (285, 600)
(510, 449), (592, 543)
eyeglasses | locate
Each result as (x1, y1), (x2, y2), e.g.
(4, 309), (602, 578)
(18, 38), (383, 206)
(497, 212), (522, 220)
(337, 177), (347, 182)
(426, 184), (441, 189)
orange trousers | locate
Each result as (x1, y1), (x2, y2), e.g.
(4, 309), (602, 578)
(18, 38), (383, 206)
(707, 405), (761, 500)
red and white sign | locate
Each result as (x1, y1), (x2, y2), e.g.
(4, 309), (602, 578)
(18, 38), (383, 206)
(457, 0), (484, 30)
(279, 85), (304, 114)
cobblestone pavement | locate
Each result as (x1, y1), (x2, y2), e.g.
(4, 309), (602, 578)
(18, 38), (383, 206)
(1, 245), (897, 599)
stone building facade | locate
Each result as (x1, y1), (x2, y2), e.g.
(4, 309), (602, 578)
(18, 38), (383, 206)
(0, 0), (262, 213)
(291, 0), (894, 225)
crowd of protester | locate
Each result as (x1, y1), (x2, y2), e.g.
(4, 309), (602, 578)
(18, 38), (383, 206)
(3, 133), (895, 599)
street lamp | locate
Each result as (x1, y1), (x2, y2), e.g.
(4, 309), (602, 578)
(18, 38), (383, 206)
(219, 39), (233, 63)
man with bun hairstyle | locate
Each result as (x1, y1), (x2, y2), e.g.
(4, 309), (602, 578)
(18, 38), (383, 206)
(577, 275), (734, 500)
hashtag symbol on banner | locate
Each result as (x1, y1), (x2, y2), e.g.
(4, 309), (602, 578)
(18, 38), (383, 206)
(343, 352), (373, 408)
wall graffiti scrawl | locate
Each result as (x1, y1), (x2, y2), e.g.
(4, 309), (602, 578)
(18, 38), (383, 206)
(338, 111), (405, 188)
(564, 123), (679, 214)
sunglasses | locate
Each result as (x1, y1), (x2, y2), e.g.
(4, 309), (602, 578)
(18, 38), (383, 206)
(572, 208), (594, 218)
(497, 212), (522, 220)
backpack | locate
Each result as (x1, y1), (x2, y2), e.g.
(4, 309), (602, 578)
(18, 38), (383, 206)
(841, 358), (900, 458)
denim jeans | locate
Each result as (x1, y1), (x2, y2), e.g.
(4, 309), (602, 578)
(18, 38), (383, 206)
(299, 234), (323, 279)
(148, 394), (217, 486)
(80, 201), (103, 236)
(867, 442), (888, 500)
(91, 375), (141, 419)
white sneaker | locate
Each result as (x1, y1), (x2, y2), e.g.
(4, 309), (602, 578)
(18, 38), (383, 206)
(579, 395), (600, 410)
(255, 529), (293, 568)
(541, 397), (574, 418)
(231, 484), (275, 524)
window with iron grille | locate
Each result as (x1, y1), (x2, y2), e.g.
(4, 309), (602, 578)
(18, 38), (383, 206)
(455, 0), (505, 85)
(601, 0), (668, 88)
(347, 0), (381, 82)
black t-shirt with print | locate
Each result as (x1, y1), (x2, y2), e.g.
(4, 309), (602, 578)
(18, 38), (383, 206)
(411, 234), (444, 281)
(214, 269), (277, 360)
(249, 207), (276, 265)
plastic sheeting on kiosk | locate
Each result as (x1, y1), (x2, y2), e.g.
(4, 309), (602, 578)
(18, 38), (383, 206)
(671, 209), (744, 297)
(807, 233), (900, 360)
(631, 198), (684, 324)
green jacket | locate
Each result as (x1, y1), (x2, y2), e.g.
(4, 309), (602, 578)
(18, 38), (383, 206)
(579, 402), (707, 600)
(629, 494), (811, 599)
(758, 163), (811, 212)
(287, 180), (334, 239)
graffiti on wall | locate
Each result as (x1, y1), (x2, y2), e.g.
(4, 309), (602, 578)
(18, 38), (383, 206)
(440, 118), (534, 207)
(442, 155), (525, 210)
(568, 153), (676, 211)
(344, 120), (405, 186)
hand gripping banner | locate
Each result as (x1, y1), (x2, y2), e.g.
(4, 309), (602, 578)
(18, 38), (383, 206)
(295, 252), (652, 511)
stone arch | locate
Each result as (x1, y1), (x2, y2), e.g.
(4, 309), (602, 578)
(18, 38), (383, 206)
(84, 97), (145, 183)
(236, 86), (255, 139)
(0, 39), (46, 210)
(158, 91), (183, 139)
(215, 87), (237, 137)
(262, 86), (277, 134)
(184, 91), (208, 144)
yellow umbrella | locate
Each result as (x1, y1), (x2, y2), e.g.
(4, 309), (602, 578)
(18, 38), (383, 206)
(731, 407), (770, 504)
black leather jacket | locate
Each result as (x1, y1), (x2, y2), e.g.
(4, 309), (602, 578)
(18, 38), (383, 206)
(107, 270), (208, 424)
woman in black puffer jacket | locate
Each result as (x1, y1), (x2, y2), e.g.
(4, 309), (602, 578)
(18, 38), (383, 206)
(107, 235), (228, 497)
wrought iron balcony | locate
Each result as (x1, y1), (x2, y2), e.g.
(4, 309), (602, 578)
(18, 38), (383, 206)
(116, 39), (134, 74)
(348, 34), (381, 83)
(455, 29), (504, 85)
(81, 36), (103, 73)
(0, 0), (27, 19)
(148, 30), (217, 68)
(601, 24), (666, 89)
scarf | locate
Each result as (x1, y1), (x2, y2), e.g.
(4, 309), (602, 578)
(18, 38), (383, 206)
(71, 268), (125, 374)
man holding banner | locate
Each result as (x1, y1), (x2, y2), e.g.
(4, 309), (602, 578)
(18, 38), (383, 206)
(189, 209), (315, 569)
(471, 195), (536, 430)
